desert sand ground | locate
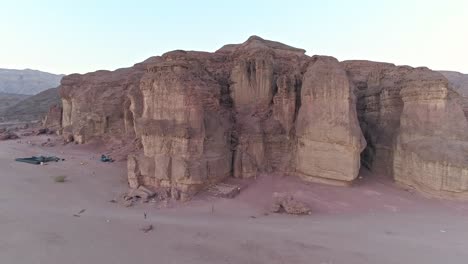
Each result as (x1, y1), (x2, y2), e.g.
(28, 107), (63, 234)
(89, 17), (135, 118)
(1, 135), (468, 264)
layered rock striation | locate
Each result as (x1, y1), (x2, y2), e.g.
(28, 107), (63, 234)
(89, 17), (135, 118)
(58, 36), (468, 199)
(344, 61), (468, 198)
(394, 69), (468, 199)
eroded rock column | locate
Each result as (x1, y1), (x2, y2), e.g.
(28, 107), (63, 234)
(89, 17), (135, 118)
(295, 56), (365, 185)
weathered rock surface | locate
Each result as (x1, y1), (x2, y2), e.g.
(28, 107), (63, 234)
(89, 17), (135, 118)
(127, 51), (233, 200)
(0, 131), (19, 141)
(59, 58), (158, 143)
(295, 57), (365, 185)
(393, 69), (468, 199)
(227, 36), (308, 178)
(343, 61), (411, 175)
(344, 61), (468, 198)
(42, 104), (62, 132)
(58, 36), (468, 200)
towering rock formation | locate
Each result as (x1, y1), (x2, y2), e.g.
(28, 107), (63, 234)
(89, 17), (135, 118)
(225, 36), (308, 178)
(393, 69), (468, 199)
(344, 62), (468, 198)
(57, 36), (468, 200)
(343, 61), (412, 175)
(121, 36), (365, 197)
(127, 51), (233, 200)
(295, 57), (365, 185)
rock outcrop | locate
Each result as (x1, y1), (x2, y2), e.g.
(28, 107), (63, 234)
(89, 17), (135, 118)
(227, 36), (308, 178)
(344, 62), (468, 198)
(295, 57), (365, 185)
(343, 61), (411, 175)
(59, 58), (158, 143)
(127, 51), (233, 200)
(58, 36), (468, 200)
(393, 69), (468, 199)
(42, 104), (62, 132)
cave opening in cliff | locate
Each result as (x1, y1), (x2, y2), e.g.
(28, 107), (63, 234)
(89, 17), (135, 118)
(360, 126), (375, 170)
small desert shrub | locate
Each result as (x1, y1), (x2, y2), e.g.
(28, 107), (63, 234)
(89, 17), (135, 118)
(53, 175), (67, 183)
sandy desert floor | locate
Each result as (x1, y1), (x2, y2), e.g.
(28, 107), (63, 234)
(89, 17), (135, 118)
(1, 135), (468, 264)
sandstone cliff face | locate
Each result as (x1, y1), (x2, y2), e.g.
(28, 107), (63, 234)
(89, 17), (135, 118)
(295, 57), (365, 185)
(344, 62), (468, 198)
(59, 36), (468, 199)
(128, 51), (233, 200)
(59, 59), (157, 143)
(42, 104), (62, 131)
(393, 69), (468, 199)
(120, 36), (363, 197)
(343, 61), (411, 175)
(226, 36), (308, 178)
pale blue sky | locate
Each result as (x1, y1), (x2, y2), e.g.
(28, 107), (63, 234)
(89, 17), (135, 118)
(1, 0), (467, 74)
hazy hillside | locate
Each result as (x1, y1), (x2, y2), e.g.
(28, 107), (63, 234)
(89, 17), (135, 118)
(440, 71), (468, 119)
(0, 92), (30, 113)
(0, 68), (64, 95)
(440, 71), (468, 96)
(0, 87), (60, 122)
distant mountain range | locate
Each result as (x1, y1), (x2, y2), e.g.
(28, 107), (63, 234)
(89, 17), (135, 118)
(440, 71), (468, 97)
(0, 68), (64, 95)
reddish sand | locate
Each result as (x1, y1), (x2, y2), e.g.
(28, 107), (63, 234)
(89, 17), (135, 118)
(1, 135), (467, 264)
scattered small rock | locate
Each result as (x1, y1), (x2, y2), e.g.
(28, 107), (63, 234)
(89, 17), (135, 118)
(35, 128), (48, 135)
(270, 192), (311, 215)
(206, 182), (243, 198)
(21, 132), (33, 137)
(140, 224), (153, 233)
(0, 131), (19, 141)
(127, 186), (157, 201)
(53, 175), (67, 183)
(123, 200), (134, 207)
